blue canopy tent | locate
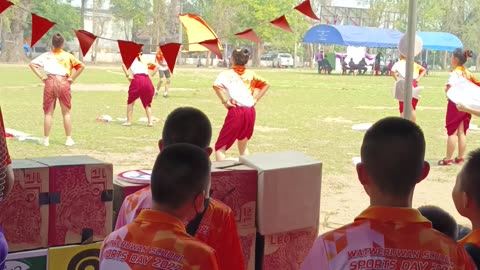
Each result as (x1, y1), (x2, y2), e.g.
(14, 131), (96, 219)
(302, 24), (403, 48)
(417, 32), (463, 51)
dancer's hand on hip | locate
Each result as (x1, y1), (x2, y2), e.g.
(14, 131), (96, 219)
(223, 100), (236, 109)
(456, 103), (469, 113)
(67, 78), (74, 84)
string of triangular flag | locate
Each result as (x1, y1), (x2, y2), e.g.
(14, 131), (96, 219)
(0, 0), (319, 72)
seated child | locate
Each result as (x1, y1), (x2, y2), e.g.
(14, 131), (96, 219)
(301, 117), (476, 270)
(100, 144), (219, 269)
(453, 149), (480, 246)
(418, 205), (458, 239)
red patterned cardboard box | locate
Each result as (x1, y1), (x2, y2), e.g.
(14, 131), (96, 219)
(113, 175), (149, 228)
(32, 156), (113, 247)
(238, 227), (256, 270)
(210, 161), (257, 229)
(0, 160), (49, 252)
(261, 226), (319, 270)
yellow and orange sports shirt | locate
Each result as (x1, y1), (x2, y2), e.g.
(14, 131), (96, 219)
(116, 187), (246, 270)
(31, 49), (83, 77)
(100, 210), (219, 270)
(301, 207), (476, 270)
(213, 66), (268, 108)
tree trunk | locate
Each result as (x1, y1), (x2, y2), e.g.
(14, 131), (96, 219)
(0, 0), (33, 63)
(253, 42), (264, 67)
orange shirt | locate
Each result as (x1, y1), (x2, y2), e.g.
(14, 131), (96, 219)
(301, 207), (476, 270)
(0, 107), (10, 166)
(194, 199), (246, 270)
(459, 229), (480, 247)
(100, 210), (219, 270)
(116, 187), (246, 270)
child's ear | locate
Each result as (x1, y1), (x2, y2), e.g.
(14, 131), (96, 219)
(417, 161), (430, 183)
(194, 191), (206, 212)
(158, 139), (164, 152)
(356, 163), (373, 196)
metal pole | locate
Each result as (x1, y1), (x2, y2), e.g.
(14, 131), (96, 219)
(403, 0), (417, 121)
(178, 0), (183, 64)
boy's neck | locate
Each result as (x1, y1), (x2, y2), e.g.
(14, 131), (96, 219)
(370, 196), (412, 208)
(151, 203), (185, 220)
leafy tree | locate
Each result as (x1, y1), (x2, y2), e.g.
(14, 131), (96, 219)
(28, 0), (81, 44)
(110, 0), (152, 41)
(0, 0), (34, 62)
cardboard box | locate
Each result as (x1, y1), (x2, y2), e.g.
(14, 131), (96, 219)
(240, 152), (322, 235)
(48, 242), (101, 269)
(4, 249), (48, 270)
(238, 227), (256, 270)
(211, 161), (258, 229)
(259, 226), (319, 270)
(31, 156), (113, 247)
(113, 176), (150, 228)
(0, 160), (49, 252)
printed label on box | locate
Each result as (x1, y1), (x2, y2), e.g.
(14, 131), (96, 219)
(262, 226), (319, 270)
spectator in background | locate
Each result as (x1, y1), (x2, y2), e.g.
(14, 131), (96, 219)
(340, 57), (349, 75)
(374, 52), (382, 76)
(323, 58), (332, 74)
(348, 58), (357, 75)
(422, 61), (429, 76)
(316, 50), (324, 74)
(0, 107), (14, 269)
(301, 117), (476, 270)
(358, 58), (368, 75)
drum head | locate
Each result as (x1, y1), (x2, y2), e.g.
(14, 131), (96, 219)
(117, 170), (152, 184)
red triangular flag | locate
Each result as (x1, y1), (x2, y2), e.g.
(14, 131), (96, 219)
(75, 30), (97, 57)
(199, 39), (223, 59)
(117, 40), (143, 70)
(294, 0), (319, 20)
(235, 29), (262, 43)
(0, 0), (13, 15)
(160, 43), (181, 74)
(270, 15), (293, 33)
(31, 14), (56, 47)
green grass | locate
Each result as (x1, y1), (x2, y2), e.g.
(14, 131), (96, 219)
(1, 64), (479, 178)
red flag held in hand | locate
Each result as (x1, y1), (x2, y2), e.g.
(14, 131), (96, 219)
(117, 40), (143, 70)
(31, 14), (56, 47)
(0, 0), (13, 15)
(75, 30), (97, 57)
(160, 43), (181, 74)
(270, 15), (293, 33)
(199, 39), (223, 59)
(235, 29), (262, 44)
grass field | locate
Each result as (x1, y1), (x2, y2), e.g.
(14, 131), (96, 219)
(1, 64), (479, 231)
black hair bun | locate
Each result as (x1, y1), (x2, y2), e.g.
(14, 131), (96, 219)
(467, 50), (474, 58)
(242, 48), (251, 55)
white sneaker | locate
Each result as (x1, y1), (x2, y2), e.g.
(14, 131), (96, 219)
(42, 138), (49, 147)
(65, 137), (75, 147)
(163, 92), (168, 98)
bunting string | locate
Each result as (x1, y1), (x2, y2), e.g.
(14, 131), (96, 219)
(0, 0), (319, 70)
